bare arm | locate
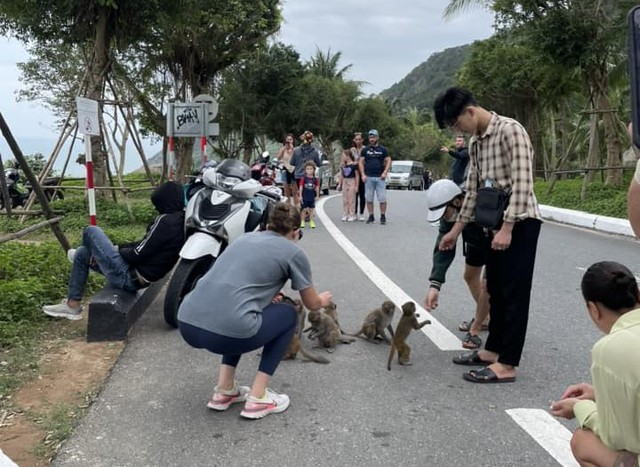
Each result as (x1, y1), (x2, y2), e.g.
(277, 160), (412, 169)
(299, 286), (332, 311)
(628, 179), (640, 237)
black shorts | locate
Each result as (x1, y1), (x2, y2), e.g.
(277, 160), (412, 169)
(285, 170), (295, 185)
(301, 198), (316, 209)
(462, 223), (489, 267)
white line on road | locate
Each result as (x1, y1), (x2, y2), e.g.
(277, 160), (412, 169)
(506, 409), (579, 467)
(316, 195), (463, 351)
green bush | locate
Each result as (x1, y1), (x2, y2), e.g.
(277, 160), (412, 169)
(534, 177), (629, 219)
(0, 243), (104, 348)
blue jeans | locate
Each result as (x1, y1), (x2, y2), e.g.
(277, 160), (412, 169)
(364, 176), (387, 203)
(68, 226), (137, 300)
(178, 303), (297, 376)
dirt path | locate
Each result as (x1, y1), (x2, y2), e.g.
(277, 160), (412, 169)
(0, 333), (123, 466)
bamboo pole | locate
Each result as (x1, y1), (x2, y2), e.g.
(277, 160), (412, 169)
(0, 217), (63, 244)
(0, 113), (70, 251)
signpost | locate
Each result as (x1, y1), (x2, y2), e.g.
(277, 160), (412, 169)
(76, 96), (100, 226)
(166, 96), (220, 177)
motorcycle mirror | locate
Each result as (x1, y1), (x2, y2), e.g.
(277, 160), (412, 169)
(202, 168), (218, 187)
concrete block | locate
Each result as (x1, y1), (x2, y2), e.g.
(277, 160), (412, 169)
(86, 277), (167, 342)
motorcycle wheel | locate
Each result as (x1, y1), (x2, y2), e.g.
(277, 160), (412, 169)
(163, 256), (214, 328)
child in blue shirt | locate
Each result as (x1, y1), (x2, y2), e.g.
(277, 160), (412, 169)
(298, 161), (319, 228)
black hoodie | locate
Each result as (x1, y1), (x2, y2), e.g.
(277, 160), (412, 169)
(119, 182), (185, 282)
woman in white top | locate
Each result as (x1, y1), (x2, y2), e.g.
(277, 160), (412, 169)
(276, 133), (297, 205)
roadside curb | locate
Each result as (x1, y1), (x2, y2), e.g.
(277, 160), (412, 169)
(540, 205), (635, 238)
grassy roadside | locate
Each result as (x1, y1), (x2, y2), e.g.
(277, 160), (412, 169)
(0, 184), (155, 463)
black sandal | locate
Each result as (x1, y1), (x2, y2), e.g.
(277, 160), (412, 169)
(458, 318), (474, 332)
(452, 350), (492, 366)
(463, 367), (516, 384)
(458, 317), (490, 332)
(462, 332), (482, 350)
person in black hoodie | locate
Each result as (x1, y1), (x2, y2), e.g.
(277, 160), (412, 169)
(43, 181), (185, 320)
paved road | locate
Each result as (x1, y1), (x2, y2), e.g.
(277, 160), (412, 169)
(53, 190), (640, 467)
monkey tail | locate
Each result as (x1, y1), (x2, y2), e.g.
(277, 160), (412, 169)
(298, 345), (330, 364)
(387, 343), (396, 371)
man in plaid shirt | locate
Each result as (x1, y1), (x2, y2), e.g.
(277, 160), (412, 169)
(433, 87), (542, 384)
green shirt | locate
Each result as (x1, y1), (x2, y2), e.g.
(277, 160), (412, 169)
(574, 308), (640, 458)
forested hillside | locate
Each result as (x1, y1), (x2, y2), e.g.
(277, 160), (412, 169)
(380, 44), (470, 111)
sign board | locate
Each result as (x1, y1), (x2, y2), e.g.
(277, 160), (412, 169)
(167, 103), (207, 137)
(76, 97), (100, 136)
(194, 94), (220, 136)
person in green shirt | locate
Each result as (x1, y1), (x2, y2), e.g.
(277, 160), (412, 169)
(551, 261), (640, 467)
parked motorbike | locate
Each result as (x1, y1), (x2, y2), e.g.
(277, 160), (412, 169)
(250, 151), (280, 187)
(163, 158), (285, 327)
(0, 168), (64, 210)
(0, 169), (27, 209)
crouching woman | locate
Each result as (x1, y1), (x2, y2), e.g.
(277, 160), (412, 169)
(177, 202), (332, 420)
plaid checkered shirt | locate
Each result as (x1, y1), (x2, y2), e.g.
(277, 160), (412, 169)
(458, 112), (542, 225)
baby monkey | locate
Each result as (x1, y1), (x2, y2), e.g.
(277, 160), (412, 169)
(387, 301), (431, 370)
(305, 309), (354, 353)
(351, 300), (396, 343)
(281, 295), (330, 364)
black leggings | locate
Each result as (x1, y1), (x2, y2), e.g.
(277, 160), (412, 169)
(178, 303), (297, 375)
(355, 178), (366, 215)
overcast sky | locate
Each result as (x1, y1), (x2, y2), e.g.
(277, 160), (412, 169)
(0, 1), (494, 173)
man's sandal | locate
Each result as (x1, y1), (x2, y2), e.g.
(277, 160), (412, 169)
(462, 332), (482, 350)
(458, 317), (489, 332)
(462, 367), (516, 384)
(452, 350), (493, 366)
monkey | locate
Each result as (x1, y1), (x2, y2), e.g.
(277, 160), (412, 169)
(387, 301), (431, 370)
(322, 301), (347, 335)
(280, 295), (330, 364)
(304, 309), (354, 353)
(350, 300), (396, 344)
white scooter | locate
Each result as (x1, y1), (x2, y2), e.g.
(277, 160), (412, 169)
(163, 159), (284, 327)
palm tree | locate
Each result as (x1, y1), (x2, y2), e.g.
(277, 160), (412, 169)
(443, 0), (492, 18)
(307, 48), (352, 79)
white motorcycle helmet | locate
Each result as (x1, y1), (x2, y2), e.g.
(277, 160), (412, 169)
(426, 179), (463, 222)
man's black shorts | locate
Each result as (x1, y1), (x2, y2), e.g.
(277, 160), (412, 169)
(462, 223), (489, 267)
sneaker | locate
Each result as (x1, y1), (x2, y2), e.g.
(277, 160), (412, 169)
(42, 300), (83, 320)
(309, 220), (316, 229)
(366, 215), (375, 224)
(380, 214), (386, 225)
(240, 388), (290, 420)
(347, 216), (357, 222)
(341, 216), (348, 222)
(300, 220), (305, 228)
(207, 381), (250, 411)
(359, 215), (366, 222)
(67, 248), (76, 263)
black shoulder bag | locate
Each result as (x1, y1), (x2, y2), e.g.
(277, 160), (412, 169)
(471, 142), (511, 230)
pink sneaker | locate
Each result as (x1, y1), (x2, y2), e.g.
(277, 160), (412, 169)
(240, 388), (290, 420)
(206, 382), (250, 411)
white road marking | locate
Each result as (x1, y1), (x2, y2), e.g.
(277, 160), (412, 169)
(316, 195), (463, 350)
(506, 409), (579, 467)
(0, 449), (18, 467)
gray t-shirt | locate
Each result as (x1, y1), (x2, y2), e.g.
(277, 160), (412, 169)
(177, 230), (313, 338)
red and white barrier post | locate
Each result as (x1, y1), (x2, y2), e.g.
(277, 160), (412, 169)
(84, 136), (97, 225)
(168, 136), (175, 181)
(76, 96), (100, 226)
